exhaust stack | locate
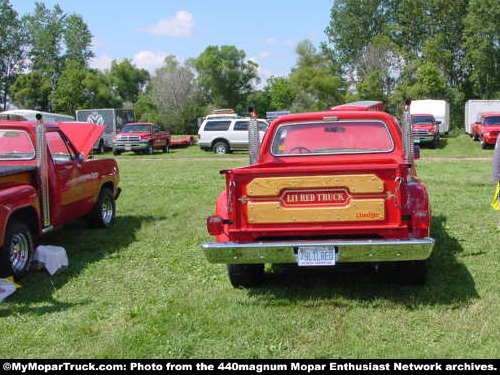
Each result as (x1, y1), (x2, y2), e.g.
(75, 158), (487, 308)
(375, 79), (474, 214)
(35, 113), (51, 229)
(248, 106), (259, 165)
(402, 99), (414, 166)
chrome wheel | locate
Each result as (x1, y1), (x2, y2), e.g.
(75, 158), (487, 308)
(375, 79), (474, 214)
(10, 232), (30, 274)
(100, 193), (114, 226)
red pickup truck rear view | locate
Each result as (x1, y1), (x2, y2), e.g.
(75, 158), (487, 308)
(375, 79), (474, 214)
(202, 105), (435, 287)
(0, 119), (121, 279)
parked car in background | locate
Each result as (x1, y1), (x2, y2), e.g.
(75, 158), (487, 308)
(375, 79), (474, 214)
(410, 100), (449, 134)
(75, 109), (135, 154)
(465, 100), (500, 137)
(473, 113), (500, 149)
(0, 118), (121, 279)
(112, 123), (170, 155)
(198, 111), (268, 154)
(411, 114), (440, 148)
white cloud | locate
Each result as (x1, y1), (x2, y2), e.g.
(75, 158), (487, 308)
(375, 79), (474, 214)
(284, 40), (296, 47)
(141, 11), (194, 38)
(132, 51), (169, 73)
(91, 36), (105, 48)
(265, 37), (277, 45)
(89, 54), (113, 71)
(259, 51), (271, 58)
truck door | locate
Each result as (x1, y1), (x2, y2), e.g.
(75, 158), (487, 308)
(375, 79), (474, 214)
(46, 130), (96, 224)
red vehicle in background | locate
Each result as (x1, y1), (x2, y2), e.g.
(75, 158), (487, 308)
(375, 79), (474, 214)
(0, 118), (121, 279)
(202, 103), (434, 287)
(331, 100), (385, 112)
(411, 114), (440, 148)
(112, 123), (170, 155)
(473, 113), (500, 149)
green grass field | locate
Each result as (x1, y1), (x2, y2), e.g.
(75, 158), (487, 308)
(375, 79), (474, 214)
(1, 134), (499, 359)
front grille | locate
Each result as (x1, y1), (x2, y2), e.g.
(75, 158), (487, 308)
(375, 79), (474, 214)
(412, 130), (429, 137)
(118, 136), (140, 141)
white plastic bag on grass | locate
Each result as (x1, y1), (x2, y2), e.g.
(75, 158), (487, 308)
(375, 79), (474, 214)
(33, 246), (68, 275)
(0, 278), (17, 302)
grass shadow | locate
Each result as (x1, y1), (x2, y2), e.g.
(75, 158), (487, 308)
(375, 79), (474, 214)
(0, 215), (165, 316)
(247, 215), (478, 309)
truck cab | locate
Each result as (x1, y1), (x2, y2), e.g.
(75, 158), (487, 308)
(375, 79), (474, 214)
(202, 106), (434, 287)
(411, 114), (440, 148)
(474, 113), (500, 149)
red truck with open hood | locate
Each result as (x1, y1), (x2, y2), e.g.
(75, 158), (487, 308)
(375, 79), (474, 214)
(0, 118), (121, 279)
(202, 102), (434, 287)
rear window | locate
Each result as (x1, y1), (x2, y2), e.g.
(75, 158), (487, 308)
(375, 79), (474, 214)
(233, 121), (268, 132)
(0, 130), (35, 160)
(203, 121), (231, 131)
(271, 120), (394, 156)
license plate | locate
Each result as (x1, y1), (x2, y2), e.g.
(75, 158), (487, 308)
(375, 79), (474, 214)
(297, 246), (337, 266)
(125, 146), (132, 151)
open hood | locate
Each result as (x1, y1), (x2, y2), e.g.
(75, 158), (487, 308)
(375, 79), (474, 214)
(56, 122), (105, 158)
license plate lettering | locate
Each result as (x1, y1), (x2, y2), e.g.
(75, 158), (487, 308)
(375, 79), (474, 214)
(297, 246), (337, 266)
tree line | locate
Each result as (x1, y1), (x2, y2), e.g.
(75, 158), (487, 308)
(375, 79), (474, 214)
(1, 0), (499, 134)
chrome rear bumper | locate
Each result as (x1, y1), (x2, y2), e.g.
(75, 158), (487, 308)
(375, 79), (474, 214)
(202, 238), (435, 264)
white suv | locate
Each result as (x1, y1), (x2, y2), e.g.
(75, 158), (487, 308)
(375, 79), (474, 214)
(198, 116), (269, 154)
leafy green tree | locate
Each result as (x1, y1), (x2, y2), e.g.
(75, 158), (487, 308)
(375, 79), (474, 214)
(10, 70), (51, 110)
(289, 40), (345, 111)
(109, 59), (150, 104)
(464, 0), (500, 98)
(0, 0), (27, 110)
(63, 13), (93, 65)
(50, 60), (88, 114)
(24, 3), (64, 78)
(82, 68), (121, 109)
(134, 93), (159, 124)
(266, 76), (296, 111)
(193, 45), (258, 111)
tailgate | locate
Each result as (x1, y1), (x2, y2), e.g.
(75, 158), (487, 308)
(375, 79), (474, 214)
(228, 165), (407, 238)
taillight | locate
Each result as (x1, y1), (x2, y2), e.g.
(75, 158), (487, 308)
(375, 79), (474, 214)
(207, 215), (224, 235)
(411, 211), (430, 238)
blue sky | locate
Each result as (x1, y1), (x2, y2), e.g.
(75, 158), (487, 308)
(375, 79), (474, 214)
(11, 0), (333, 84)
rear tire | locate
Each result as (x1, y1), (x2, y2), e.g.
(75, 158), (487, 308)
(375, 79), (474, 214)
(112, 149), (121, 156)
(480, 137), (488, 149)
(0, 220), (34, 279)
(97, 140), (105, 154)
(227, 264), (265, 288)
(88, 187), (116, 228)
(213, 141), (229, 155)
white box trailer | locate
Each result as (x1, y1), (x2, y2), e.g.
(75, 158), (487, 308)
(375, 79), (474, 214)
(464, 100), (500, 135)
(409, 100), (450, 134)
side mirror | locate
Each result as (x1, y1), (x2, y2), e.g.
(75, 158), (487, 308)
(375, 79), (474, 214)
(436, 121), (442, 125)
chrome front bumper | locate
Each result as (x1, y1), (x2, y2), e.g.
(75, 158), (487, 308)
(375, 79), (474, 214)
(202, 238), (435, 264)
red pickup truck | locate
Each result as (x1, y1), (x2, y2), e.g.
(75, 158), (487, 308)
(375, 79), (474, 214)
(112, 123), (170, 155)
(202, 104), (435, 287)
(411, 114), (440, 148)
(473, 113), (500, 149)
(0, 118), (121, 279)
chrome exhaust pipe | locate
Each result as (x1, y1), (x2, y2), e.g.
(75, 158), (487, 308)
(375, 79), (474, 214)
(35, 113), (51, 228)
(248, 106), (259, 165)
(402, 99), (414, 166)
